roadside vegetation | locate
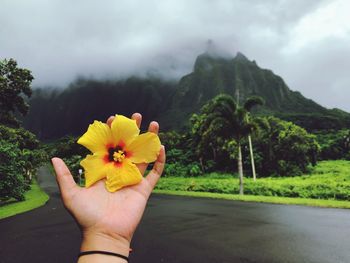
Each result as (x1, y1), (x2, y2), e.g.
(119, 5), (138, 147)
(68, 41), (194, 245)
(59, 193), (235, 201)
(43, 93), (350, 208)
(0, 59), (48, 216)
(156, 160), (350, 201)
(0, 180), (49, 219)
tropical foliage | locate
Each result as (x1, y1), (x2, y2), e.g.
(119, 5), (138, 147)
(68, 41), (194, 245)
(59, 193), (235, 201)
(252, 117), (320, 177)
(0, 126), (47, 201)
(0, 59), (46, 201)
(190, 94), (264, 194)
(0, 58), (33, 126)
(155, 160), (350, 201)
(159, 95), (321, 183)
(0, 140), (28, 201)
(316, 129), (350, 160)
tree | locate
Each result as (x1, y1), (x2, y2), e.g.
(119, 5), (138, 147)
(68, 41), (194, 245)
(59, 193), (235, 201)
(253, 116), (320, 176)
(198, 94), (263, 194)
(0, 58), (33, 126)
(316, 129), (350, 160)
(0, 125), (47, 182)
(0, 140), (28, 201)
(190, 111), (234, 172)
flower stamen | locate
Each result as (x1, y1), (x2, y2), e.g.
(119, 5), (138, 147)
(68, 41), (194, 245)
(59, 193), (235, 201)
(113, 150), (126, 162)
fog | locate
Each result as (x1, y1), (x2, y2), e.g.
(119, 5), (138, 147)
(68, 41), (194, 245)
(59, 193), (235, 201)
(1, 0), (350, 111)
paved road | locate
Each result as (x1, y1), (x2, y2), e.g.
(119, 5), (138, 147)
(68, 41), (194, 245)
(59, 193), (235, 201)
(1, 168), (350, 263)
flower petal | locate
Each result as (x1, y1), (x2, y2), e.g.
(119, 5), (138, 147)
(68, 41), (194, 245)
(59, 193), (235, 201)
(78, 121), (114, 153)
(80, 152), (109, 187)
(126, 132), (161, 164)
(111, 115), (140, 147)
(105, 159), (142, 192)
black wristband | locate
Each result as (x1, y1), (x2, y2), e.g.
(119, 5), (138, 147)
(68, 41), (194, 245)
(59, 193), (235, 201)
(78, 250), (129, 262)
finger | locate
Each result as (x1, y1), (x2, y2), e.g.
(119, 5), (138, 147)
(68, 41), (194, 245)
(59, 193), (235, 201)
(106, 116), (114, 127)
(145, 145), (166, 193)
(131, 112), (142, 128)
(137, 121), (160, 175)
(148, 121), (159, 134)
(52, 158), (79, 201)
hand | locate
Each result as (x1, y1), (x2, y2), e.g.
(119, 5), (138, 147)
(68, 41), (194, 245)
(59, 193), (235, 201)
(52, 113), (166, 262)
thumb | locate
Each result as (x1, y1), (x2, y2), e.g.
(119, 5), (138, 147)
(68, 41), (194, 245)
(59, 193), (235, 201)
(52, 157), (79, 201)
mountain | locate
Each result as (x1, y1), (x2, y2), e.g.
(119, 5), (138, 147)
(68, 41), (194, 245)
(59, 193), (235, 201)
(23, 52), (350, 139)
(170, 52), (325, 117)
(164, 51), (350, 130)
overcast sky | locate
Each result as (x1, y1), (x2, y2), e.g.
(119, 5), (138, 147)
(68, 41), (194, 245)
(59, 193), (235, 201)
(1, 0), (350, 111)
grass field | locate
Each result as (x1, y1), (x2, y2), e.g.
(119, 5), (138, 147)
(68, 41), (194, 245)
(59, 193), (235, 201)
(155, 160), (350, 203)
(0, 180), (49, 219)
(153, 190), (350, 209)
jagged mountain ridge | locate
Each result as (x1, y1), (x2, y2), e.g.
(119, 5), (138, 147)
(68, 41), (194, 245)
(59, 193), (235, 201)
(163, 51), (348, 130)
(23, 52), (350, 139)
(171, 52), (327, 115)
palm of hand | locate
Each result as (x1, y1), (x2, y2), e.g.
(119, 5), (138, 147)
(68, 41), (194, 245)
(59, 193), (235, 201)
(67, 175), (152, 241)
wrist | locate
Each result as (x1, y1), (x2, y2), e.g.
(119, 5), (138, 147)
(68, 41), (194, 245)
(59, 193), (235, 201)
(80, 229), (130, 259)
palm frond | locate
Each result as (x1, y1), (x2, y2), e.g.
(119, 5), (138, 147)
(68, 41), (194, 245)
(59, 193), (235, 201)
(243, 96), (264, 112)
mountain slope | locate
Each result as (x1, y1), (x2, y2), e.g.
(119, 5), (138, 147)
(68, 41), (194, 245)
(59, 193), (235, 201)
(24, 77), (176, 139)
(166, 51), (349, 130)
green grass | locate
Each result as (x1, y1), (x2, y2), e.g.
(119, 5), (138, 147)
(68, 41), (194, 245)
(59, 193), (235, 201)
(153, 190), (350, 209)
(155, 160), (350, 205)
(0, 180), (49, 219)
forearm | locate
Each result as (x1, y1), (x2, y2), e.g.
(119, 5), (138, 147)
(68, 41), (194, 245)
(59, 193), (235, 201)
(78, 231), (130, 263)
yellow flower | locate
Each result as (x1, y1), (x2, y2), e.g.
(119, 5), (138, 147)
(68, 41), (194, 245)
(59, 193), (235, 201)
(77, 115), (161, 192)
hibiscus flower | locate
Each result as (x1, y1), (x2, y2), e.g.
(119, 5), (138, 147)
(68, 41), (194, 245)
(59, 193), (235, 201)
(77, 114), (161, 192)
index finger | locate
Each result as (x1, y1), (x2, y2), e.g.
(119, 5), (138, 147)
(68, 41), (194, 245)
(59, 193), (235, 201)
(144, 145), (166, 193)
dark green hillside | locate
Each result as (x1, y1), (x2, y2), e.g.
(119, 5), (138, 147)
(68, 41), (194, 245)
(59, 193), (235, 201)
(24, 77), (176, 139)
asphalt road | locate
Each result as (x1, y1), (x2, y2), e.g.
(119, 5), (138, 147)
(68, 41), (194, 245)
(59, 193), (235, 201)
(1, 167), (350, 263)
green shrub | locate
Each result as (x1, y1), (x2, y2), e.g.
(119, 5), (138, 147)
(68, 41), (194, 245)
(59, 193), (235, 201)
(0, 125), (48, 179)
(189, 164), (202, 176)
(316, 129), (350, 160)
(164, 162), (203, 177)
(253, 117), (320, 177)
(0, 140), (28, 201)
(164, 163), (188, 177)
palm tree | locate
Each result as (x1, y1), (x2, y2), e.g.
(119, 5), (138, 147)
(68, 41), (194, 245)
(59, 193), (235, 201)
(203, 94), (263, 194)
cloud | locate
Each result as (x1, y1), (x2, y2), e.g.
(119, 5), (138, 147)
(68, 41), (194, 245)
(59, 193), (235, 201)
(1, 0), (349, 111)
